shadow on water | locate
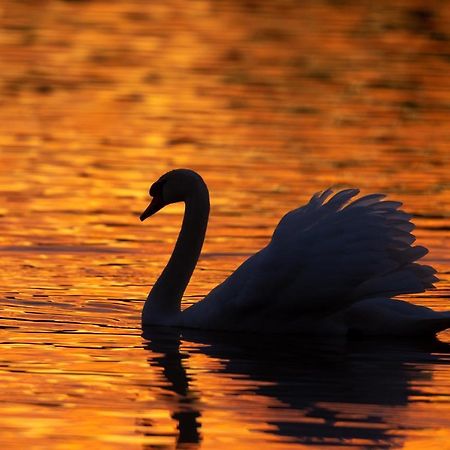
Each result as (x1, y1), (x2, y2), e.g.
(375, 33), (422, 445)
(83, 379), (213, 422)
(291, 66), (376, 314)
(141, 327), (450, 448)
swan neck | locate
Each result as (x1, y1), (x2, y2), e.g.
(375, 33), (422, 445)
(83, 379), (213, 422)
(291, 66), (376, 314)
(143, 183), (209, 324)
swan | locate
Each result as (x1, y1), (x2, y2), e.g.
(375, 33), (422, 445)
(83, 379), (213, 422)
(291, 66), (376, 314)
(139, 169), (450, 336)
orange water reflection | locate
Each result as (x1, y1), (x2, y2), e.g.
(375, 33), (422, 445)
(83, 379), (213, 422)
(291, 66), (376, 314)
(1, 0), (449, 448)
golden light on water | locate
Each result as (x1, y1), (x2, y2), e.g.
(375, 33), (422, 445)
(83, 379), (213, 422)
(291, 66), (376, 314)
(1, 1), (449, 448)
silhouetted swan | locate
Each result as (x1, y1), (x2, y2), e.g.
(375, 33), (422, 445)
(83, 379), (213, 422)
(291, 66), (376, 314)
(140, 169), (449, 335)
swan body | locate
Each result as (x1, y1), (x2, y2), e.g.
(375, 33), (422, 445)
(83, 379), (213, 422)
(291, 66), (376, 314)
(140, 169), (449, 336)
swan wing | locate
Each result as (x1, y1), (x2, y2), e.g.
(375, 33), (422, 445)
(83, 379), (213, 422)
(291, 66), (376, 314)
(204, 189), (437, 321)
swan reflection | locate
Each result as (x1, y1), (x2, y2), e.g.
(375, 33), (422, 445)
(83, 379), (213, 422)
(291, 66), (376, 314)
(141, 328), (449, 448)
(141, 328), (201, 449)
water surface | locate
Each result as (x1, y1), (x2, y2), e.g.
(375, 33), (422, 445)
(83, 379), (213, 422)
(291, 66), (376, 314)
(1, 1), (449, 448)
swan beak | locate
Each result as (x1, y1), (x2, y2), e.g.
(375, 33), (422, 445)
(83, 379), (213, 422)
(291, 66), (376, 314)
(140, 197), (165, 221)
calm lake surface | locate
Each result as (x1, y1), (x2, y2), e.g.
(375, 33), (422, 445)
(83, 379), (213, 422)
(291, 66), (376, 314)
(1, 1), (449, 448)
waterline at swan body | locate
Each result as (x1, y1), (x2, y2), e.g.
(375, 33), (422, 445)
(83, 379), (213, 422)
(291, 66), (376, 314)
(140, 169), (449, 336)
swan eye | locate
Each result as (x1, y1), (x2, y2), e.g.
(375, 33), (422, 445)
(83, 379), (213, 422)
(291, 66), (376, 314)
(150, 180), (166, 197)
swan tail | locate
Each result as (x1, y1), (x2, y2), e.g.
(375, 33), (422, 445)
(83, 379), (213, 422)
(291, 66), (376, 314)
(346, 299), (450, 336)
(416, 316), (450, 335)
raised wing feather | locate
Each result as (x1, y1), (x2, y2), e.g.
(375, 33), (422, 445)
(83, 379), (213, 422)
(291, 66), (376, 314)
(206, 189), (437, 321)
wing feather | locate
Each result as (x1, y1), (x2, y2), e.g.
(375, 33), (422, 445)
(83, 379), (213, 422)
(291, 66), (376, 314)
(218, 189), (437, 318)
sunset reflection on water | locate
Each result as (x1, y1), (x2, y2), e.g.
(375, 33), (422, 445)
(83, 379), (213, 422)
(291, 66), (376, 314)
(1, 1), (449, 448)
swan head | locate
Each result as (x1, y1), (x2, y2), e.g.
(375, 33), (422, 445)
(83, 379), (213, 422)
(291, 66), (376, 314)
(140, 169), (205, 221)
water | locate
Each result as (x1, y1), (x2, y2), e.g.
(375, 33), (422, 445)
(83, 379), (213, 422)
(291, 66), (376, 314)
(1, 0), (449, 448)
